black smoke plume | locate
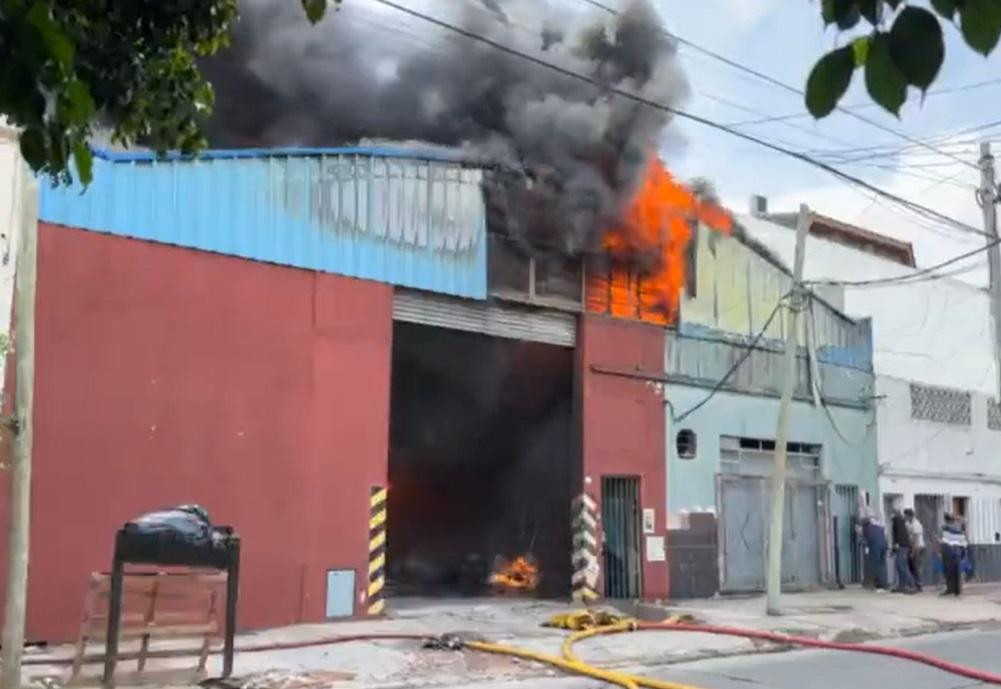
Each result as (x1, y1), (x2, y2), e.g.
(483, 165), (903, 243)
(203, 0), (688, 254)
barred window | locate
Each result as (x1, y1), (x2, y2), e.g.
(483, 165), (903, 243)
(909, 383), (971, 425)
(989, 399), (1001, 431)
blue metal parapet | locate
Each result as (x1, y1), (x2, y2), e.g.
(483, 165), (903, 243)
(39, 147), (488, 299)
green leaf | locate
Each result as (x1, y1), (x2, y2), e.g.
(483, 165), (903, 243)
(301, 0), (327, 24)
(931, 0), (959, 19)
(806, 45), (857, 118)
(822, 0), (837, 24)
(72, 141), (93, 186)
(960, 0), (1001, 55)
(26, 2), (74, 67)
(852, 35), (872, 66)
(859, 0), (881, 25)
(18, 127), (47, 172)
(63, 79), (95, 123)
(866, 33), (907, 115)
(836, 0), (863, 29)
(889, 6), (944, 90)
(822, 0), (862, 28)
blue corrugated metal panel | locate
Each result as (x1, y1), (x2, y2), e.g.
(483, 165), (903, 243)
(39, 150), (488, 299)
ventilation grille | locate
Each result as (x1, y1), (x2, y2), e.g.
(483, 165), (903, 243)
(910, 383), (971, 425)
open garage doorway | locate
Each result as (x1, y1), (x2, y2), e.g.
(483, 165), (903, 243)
(387, 322), (575, 599)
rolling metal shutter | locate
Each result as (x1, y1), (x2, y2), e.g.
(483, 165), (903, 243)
(393, 290), (576, 347)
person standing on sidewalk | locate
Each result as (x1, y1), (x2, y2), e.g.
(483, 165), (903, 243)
(890, 508), (916, 593)
(861, 517), (888, 591)
(941, 514), (968, 597)
(904, 509), (925, 592)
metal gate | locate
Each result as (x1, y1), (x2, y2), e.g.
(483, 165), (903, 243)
(601, 477), (642, 599)
(833, 485), (863, 585)
(719, 476), (824, 591)
(718, 437), (826, 592)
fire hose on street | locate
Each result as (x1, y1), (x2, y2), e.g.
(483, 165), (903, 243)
(21, 614), (1001, 688)
(557, 619), (1001, 688)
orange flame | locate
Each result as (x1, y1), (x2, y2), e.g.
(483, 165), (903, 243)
(489, 555), (540, 592)
(587, 157), (732, 324)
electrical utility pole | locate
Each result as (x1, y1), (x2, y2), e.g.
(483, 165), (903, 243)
(979, 141), (1001, 401)
(1, 130), (38, 689)
(766, 203), (810, 616)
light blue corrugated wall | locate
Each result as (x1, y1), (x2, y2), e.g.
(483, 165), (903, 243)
(39, 150), (488, 299)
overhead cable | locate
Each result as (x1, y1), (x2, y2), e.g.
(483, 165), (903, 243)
(806, 237), (1001, 288)
(574, 0), (979, 171)
(728, 77), (1001, 127)
(372, 0), (990, 239)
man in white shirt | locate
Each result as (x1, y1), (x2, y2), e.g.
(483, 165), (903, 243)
(904, 508), (926, 592)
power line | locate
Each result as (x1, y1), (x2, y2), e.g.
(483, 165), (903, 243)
(695, 90), (856, 150)
(371, 0), (990, 239)
(573, 0), (979, 171)
(806, 237), (1001, 288)
(803, 120), (1001, 161)
(728, 78), (1001, 127)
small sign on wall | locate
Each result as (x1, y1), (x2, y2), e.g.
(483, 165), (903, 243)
(646, 535), (665, 562)
(643, 508), (656, 534)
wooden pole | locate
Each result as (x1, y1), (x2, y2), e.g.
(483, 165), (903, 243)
(1, 136), (38, 689)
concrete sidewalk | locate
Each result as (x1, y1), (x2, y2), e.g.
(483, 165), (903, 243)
(27, 585), (1001, 688)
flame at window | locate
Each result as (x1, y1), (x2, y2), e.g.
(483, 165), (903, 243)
(587, 158), (732, 324)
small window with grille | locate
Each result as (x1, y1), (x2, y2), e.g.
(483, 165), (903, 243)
(989, 399), (1001, 431)
(676, 429), (697, 459)
(909, 382), (971, 426)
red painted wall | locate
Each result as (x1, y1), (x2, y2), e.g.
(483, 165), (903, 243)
(579, 314), (668, 599)
(0, 224), (392, 642)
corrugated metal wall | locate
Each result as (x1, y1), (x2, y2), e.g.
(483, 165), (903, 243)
(39, 149), (488, 299)
(681, 226), (871, 371)
(664, 331), (871, 408)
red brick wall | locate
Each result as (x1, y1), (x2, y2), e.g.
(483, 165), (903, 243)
(0, 224), (392, 641)
(579, 314), (668, 599)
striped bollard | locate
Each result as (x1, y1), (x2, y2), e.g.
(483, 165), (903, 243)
(571, 493), (600, 603)
(368, 486), (388, 616)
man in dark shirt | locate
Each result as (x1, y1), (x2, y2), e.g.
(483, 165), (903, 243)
(861, 517), (888, 590)
(890, 508), (916, 592)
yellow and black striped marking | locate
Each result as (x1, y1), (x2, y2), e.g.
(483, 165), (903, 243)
(368, 485), (388, 616)
(571, 492), (600, 603)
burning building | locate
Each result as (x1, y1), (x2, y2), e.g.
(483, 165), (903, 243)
(0, 0), (879, 641)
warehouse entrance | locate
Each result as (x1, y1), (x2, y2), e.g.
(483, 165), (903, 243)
(386, 320), (575, 598)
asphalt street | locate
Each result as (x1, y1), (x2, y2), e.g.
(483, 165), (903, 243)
(640, 628), (1001, 689)
(462, 628), (1001, 688)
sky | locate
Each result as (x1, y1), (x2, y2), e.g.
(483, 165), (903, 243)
(657, 0), (1001, 286)
(344, 0), (1001, 284)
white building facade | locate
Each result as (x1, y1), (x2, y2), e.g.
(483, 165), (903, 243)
(743, 206), (1001, 582)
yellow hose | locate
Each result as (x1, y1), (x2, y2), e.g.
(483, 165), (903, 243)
(561, 623), (708, 689)
(465, 639), (641, 689)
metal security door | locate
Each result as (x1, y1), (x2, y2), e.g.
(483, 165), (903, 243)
(601, 477), (642, 599)
(393, 290), (576, 347)
(720, 475), (824, 591)
(833, 485), (862, 585)
(720, 475), (767, 591)
(719, 438), (825, 592)
(783, 483), (822, 587)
